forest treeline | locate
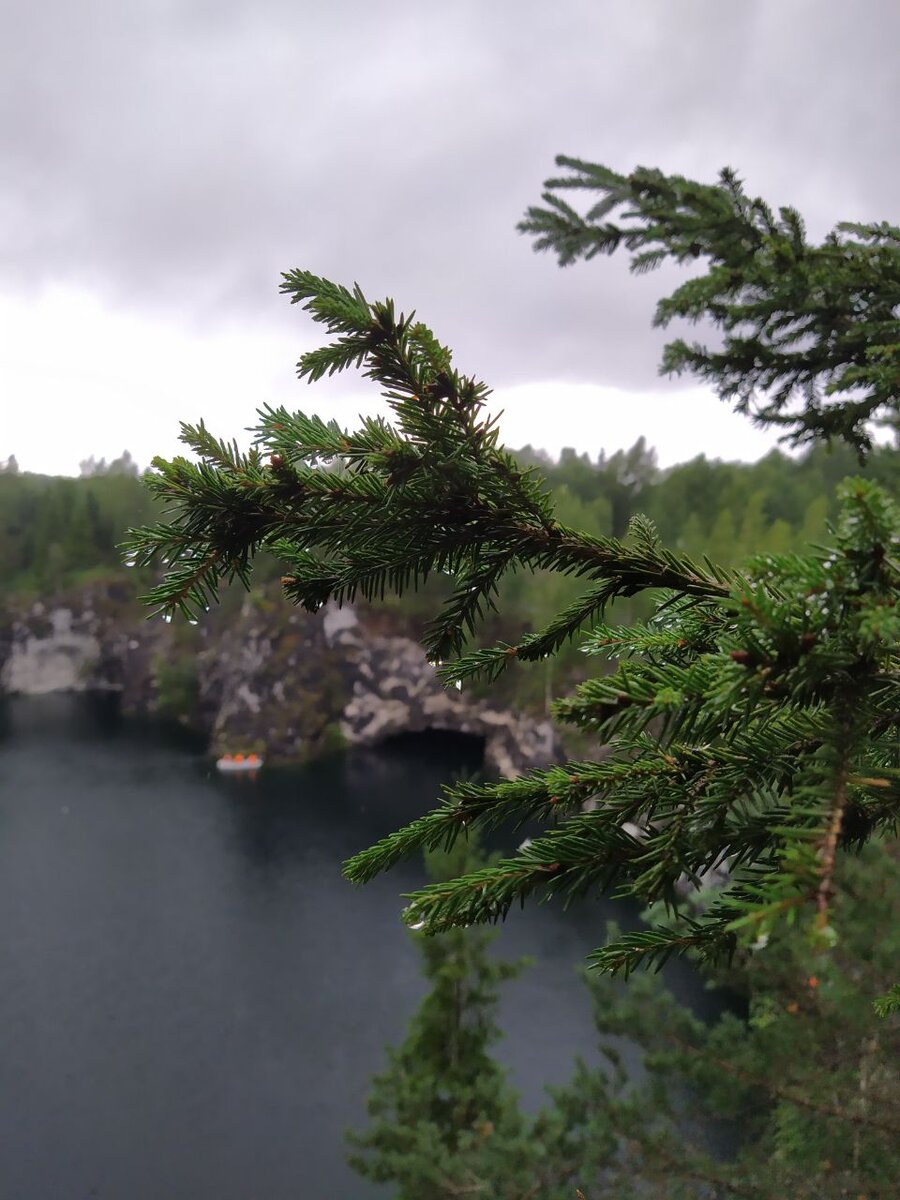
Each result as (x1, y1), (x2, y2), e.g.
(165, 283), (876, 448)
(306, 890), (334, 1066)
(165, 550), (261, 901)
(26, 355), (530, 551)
(2, 436), (896, 608)
(0, 450), (157, 595)
(520, 436), (898, 557)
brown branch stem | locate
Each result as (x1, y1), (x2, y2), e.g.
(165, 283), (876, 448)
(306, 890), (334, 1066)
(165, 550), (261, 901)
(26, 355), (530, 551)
(816, 735), (851, 928)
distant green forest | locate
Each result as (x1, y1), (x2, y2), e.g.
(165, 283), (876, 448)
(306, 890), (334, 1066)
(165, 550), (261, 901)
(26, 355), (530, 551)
(3, 440), (896, 594)
(2, 439), (896, 708)
(0, 450), (158, 596)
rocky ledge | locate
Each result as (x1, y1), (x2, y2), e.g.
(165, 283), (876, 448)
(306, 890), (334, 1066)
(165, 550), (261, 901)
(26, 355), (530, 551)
(0, 585), (561, 777)
(327, 609), (558, 777)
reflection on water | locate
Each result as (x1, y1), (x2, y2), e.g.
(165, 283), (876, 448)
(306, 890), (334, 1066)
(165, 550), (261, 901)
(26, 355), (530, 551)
(0, 694), (718, 1199)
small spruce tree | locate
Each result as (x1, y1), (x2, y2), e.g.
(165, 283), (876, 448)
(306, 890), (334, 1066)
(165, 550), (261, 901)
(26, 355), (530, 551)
(127, 160), (899, 982)
(346, 841), (539, 1199)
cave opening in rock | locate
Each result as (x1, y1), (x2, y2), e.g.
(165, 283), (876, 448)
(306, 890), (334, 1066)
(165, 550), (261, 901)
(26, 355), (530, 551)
(376, 727), (486, 771)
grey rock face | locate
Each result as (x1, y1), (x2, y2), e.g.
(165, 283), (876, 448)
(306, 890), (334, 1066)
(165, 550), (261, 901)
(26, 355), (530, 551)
(0, 592), (561, 777)
(2, 626), (101, 694)
(335, 622), (559, 777)
(1, 603), (129, 695)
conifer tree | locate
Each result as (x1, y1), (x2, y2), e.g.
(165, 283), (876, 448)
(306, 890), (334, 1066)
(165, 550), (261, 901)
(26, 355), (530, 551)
(127, 161), (899, 980)
(349, 834), (899, 1197)
(346, 841), (544, 1199)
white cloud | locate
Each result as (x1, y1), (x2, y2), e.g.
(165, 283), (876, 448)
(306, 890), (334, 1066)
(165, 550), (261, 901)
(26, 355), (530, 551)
(486, 382), (783, 467)
(0, 286), (306, 475)
(1, 286), (785, 476)
(1, 0), (896, 393)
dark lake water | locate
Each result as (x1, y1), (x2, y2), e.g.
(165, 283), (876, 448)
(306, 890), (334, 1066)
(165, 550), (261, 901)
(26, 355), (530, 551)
(0, 694), (714, 1199)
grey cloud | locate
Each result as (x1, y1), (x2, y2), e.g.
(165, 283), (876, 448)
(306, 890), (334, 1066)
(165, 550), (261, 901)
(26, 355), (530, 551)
(2, 0), (897, 392)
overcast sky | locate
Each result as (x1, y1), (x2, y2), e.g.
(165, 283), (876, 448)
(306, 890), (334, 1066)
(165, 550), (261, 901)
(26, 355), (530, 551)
(2, 0), (897, 475)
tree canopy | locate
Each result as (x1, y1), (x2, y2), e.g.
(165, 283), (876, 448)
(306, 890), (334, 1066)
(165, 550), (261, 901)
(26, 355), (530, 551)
(521, 158), (899, 454)
(127, 160), (899, 980)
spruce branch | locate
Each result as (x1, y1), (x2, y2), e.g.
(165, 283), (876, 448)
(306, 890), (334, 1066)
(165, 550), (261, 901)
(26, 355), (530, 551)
(520, 158), (900, 454)
(133, 175), (899, 978)
(127, 276), (730, 642)
(341, 477), (897, 975)
(873, 983), (900, 1018)
(816, 738), (852, 934)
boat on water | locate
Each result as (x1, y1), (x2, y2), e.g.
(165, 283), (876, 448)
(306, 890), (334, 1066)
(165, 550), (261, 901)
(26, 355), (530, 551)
(215, 753), (264, 773)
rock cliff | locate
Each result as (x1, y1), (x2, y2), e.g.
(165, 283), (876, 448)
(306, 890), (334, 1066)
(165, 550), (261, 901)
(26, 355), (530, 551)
(0, 583), (561, 776)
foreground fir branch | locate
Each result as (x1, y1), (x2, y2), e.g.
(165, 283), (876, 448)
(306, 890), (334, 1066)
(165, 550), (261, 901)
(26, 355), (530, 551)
(397, 480), (898, 970)
(129, 273), (725, 656)
(128, 164), (899, 978)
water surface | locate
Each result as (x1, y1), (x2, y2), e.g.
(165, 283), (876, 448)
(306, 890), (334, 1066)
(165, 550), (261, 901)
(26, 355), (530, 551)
(0, 694), (707, 1198)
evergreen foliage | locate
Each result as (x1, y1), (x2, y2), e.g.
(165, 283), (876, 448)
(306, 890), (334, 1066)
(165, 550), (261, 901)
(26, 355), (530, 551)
(346, 841), (546, 1199)
(573, 841), (900, 1198)
(3, 439), (892, 609)
(0, 454), (157, 596)
(520, 158), (900, 455)
(349, 841), (899, 1198)
(127, 162), (899, 979)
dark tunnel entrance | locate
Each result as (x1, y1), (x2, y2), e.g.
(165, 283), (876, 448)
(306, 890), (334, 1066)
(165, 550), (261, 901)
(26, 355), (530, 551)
(376, 727), (487, 770)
